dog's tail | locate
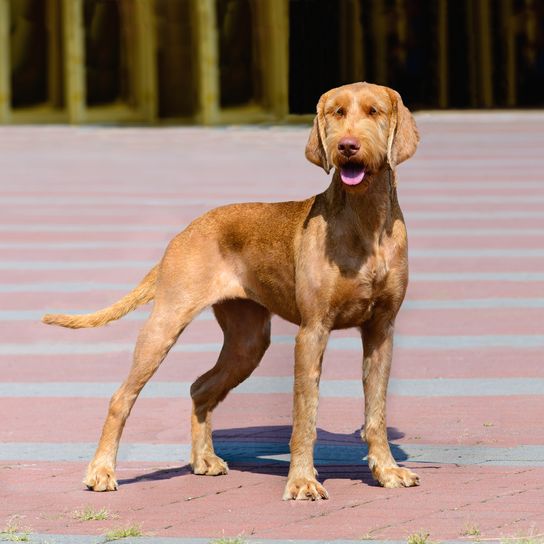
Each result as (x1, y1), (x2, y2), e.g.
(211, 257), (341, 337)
(42, 265), (159, 329)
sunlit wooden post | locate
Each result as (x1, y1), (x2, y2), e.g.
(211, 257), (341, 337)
(261, 0), (289, 120)
(191, 0), (219, 125)
(0, 0), (10, 123)
(134, 0), (158, 123)
(62, 0), (86, 123)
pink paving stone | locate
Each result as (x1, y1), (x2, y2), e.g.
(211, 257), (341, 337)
(5, 305), (544, 344)
(3, 229), (544, 251)
(409, 257), (544, 273)
(390, 348), (544, 379)
(403, 202), (544, 212)
(409, 236), (544, 249)
(6, 200), (544, 218)
(0, 268), (151, 284)
(2, 116), (544, 540)
(0, 209), (207, 224)
(8, 280), (542, 311)
(4, 211), (544, 230)
(3, 257), (544, 285)
(1, 461), (542, 540)
(407, 218), (544, 229)
(401, 187), (544, 197)
(3, 313), (225, 344)
(406, 281), (544, 299)
(1, 247), (164, 261)
(10, 234), (544, 260)
(396, 307), (544, 335)
(3, 345), (544, 384)
(407, 257), (544, 273)
(3, 394), (544, 446)
(4, 231), (177, 243)
(2, 291), (154, 311)
(5, 182), (543, 194)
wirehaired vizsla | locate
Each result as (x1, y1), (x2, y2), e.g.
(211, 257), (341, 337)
(43, 82), (420, 500)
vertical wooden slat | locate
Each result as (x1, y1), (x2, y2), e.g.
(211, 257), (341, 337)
(0, 0), (10, 123)
(339, 0), (364, 83)
(62, 0), (85, 123)
(253, 0), (268, 108)
(466, 0), (477, 107)
(134, 0), (157, 123)
(47, 0), (63, 109)
(395, 0), (406, 66)
(478, 0), (493, 107)
(263, 0), (288, 119)
(354, 0), (365, 82)
(502, 0), (516, 107)
(191, 0), (219, 125)
(437, 0), (448, 108)
(339, 1), (349, 82)
(371, 0), (387, 85)
(525, 0), (537, 64)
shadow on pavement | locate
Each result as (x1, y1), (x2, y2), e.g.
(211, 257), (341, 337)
(117, 425), (411, 488)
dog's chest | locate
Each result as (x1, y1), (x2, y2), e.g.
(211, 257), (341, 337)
(331, 252), (390, 327)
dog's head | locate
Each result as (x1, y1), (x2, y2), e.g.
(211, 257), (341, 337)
(305, 82), (419, 189)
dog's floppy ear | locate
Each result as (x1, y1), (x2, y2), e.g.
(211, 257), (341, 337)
(386, 89), (419, 168)
(305, 93), (331, 174)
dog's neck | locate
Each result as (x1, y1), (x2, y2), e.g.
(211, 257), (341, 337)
(324, 167), (397, 241)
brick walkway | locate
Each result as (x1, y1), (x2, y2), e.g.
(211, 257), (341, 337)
(1, 115), (544, 543)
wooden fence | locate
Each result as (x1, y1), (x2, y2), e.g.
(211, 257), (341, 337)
(0, 0), (541, 125)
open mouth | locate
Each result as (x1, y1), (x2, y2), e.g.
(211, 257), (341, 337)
(339, 163), (366, 186)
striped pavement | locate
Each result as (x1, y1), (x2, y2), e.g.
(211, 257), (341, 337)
(1, 115), (544, 543)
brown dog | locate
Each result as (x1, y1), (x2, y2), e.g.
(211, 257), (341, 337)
(43, 82), (419, 500)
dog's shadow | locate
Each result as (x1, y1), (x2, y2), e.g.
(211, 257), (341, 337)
(118, 425), (411, 487)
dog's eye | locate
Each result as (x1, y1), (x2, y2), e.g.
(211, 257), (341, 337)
(334, 107), (345, 117)
(368, 106), (378, 116)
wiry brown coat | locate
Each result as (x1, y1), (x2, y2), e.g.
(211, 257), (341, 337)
(43, 82), (420, 500)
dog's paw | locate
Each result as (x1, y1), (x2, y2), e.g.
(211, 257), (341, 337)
(83, 463), (118, 491)
(282, 477), (329, 501)
(191, 454), (229, 476)
(374, 466), (419, 488)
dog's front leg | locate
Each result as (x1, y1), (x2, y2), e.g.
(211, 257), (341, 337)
(283, 324), (330, 500)
(361, 318), (419, 488)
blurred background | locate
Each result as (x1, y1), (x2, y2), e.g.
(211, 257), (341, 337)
(0, 0), (543, 125)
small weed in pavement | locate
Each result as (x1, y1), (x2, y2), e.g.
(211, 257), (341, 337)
(73, 507), (115, 521)
(462, 524), (481, 537)
(104, 524), (142, 541)
(407, 532), (433, 544)
(0, 534), (29, 543)
(209, 538), (246, 544)
(0, 517), (30, 542)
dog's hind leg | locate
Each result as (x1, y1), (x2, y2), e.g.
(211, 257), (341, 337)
(83, 301), (196, 491)
(190, 299), (271, 476)
(83, 229), (246, 491)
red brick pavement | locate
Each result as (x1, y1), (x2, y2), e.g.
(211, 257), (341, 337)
(1, 115), (544, 542)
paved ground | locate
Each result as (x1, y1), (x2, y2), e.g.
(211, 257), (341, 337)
(1, 113), (544, 544)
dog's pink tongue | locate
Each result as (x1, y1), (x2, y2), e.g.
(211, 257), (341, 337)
(340, 164), (366, 186)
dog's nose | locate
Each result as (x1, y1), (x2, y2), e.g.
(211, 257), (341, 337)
(338, 137), (360, 157)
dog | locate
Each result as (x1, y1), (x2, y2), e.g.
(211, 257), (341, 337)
(43, 82), (420, 500)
